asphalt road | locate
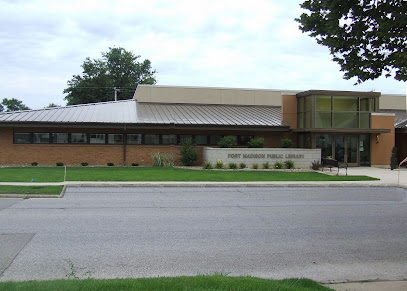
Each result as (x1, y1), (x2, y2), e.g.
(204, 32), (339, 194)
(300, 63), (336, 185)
(0, 186), (406, 283)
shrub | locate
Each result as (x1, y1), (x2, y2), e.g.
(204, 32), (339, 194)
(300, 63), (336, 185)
(229, 163), (238, 170)
(217, 136), (237, 148)
(56, 162), (64, 166)
(203, 162), (213, 169)
(262, 162), (270, 169)
(216, 159), (224, 169)
(107, 162), (114, 167)
(81, 162), (88, 167)
(131, 163), (139, 167)
(247, 137), (264, 148)
(280, 137), (293, 148)
(284, 160), (295, 169)
(273, 161), (283, 169)
(179, 138), (198, 166)
(252, 163), (258, 169)
(239, 163), (246, 169)
(311, 160), (322, 170)
(152, 152), (174, 167)
(31, 162), (38, 166)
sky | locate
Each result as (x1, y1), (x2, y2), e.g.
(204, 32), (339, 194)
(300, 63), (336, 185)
(0, 0), (405, 109)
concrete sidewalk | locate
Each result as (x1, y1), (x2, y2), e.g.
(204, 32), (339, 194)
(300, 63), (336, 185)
(327, 280), (407, 291)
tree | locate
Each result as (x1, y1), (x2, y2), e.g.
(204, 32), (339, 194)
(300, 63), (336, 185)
(296, 0), (407, 84)
(45, 103), (61, 108)
(1, 98), (30, 112)
(64, 47), (157, 105)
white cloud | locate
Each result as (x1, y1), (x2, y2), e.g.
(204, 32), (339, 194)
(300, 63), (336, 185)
(0, 0), (404, 109)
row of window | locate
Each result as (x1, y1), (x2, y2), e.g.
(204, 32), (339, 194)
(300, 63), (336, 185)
(13, 133), (253, 146)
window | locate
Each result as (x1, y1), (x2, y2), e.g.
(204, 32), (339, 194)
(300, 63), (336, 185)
(162, 134), (177, 145)
(316, 134), (332, 158)
(238, 135), (253, 146)
(195, 135), (208, 145)
(14, 133), (31, 144)
(127, 134), (142, 145)
(179, 135), (193, 144)
(71, 133), (87, 144)
(52, 133), (68, 144)
(108, 134), (123, 144)
(33, 133), (50, 144)
(90, 134), (105, 144)
(209, 135), (222, 145)
(145, 134), (159, 145)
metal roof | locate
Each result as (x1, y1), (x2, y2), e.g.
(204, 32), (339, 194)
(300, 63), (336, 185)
(0, 100), (288, 128)
(380, 109), (407, 128)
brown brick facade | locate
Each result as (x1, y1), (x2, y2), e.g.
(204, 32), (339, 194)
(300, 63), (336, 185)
(0, 126), (289, 166)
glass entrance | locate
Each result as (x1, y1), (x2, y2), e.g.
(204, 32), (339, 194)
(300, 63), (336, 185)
(316, 134), (371, 166)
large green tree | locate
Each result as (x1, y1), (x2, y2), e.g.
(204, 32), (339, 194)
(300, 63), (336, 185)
(0, 98), (30, 112)
(64, 47), (157, 105)
(296, 0), (406, 84)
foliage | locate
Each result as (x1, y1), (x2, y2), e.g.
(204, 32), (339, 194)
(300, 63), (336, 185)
(0, 275), (335, 291)
(273, 162), (283, 169)
(45, 103), (61, 108)
(311, 160), (322, 170)
(31, 162), (38, 166)
(262, 162), (270, 169)
(284, 160), (295, 169)
(216, 159), (225, 169)
(239, 163), (246, 169)
(0, 98), (30, 112)
(296, 0), (407, 83)
(107, 162), (114, 167)
(81, 162), (88, 167)
(252, 163), (258, 169)
(152, 152), (174, 167)
(179, 138), (198, 166)
(217, 136), (237, 148)
(247, 137), (264, 148)
(280, 137), (293, 148)
(203, 162), (213, 169)
(64, 47), (157, 105)
(390, 147), (398, 170)
(228, 163), (238, 170)
(56, 162), (64, 166)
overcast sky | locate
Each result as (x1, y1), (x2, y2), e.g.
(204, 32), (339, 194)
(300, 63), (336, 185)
(0, 0), (405, 109)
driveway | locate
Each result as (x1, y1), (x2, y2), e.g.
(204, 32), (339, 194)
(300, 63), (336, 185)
(0, 186), (406, 282)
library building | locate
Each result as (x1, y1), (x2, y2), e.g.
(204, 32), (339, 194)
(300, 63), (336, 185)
(0, 85), (406, 167)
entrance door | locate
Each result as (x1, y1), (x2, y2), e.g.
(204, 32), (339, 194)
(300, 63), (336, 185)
(333, 135), (359, 166)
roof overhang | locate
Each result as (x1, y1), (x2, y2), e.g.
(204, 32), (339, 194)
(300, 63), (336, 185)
(296, 90), (381, 98)
(292, 128), (391, 134)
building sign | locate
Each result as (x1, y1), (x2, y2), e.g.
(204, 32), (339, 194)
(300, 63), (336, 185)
(228, 153), (305, 159)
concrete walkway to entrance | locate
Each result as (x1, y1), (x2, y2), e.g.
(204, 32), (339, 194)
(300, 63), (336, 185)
(335, 166), (407, 187)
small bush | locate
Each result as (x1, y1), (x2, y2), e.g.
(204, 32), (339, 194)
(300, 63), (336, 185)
(81, 162), (88, 167)
(263, 162), (270, 169)
(311, 160), (322, 170)
(216, 159), (225, 169)
(31, 162), (38, 166)
(239, 163), (246, 169)
(252, 163), (258, 169)
(391, 147), (398, 170)
(280, 137), (293, 148)
(56, 162), (64, 166)
(284, 160), (295, 169)
(229, 163), (238, 170)
(203, 162), (213, 169)
(131, 163), (139, 167)
(107, 162), (114, 167)
(273, 162), (283, 169)
(152, 152), (174, 167)
(217, 136), (237, 148)
(179, 138), (198, 166)
(247, 137), (264, 148)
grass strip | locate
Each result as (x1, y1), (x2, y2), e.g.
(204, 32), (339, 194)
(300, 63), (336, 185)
(66, 167), (377, 182)
(0, 166), (377, 182)
(0, 275), (333, 291)
(0, 185), (64, 195)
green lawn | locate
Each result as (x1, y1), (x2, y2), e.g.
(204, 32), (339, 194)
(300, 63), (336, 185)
(0, 275), (333, 291)
(0, 166), (377, 182)
(0, 185), (64, 195)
